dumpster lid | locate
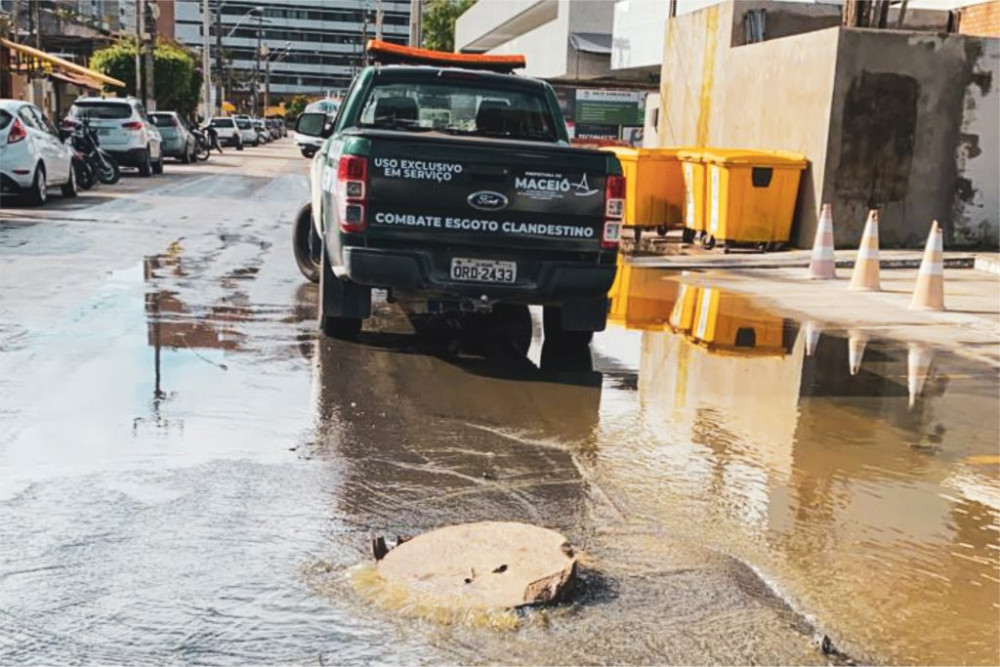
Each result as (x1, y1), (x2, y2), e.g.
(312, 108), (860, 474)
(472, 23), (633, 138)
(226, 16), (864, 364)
(700, 149), (808, 167)
(600, 147), (685, 160)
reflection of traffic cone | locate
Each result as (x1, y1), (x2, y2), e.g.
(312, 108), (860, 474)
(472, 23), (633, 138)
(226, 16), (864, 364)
(910, 221), (945, 311)
(907, 343), (933, 409)
(849, 209), (881, 291)
(807, 204), (836, 280)
(848, 330), (868, 376)
(803, 321), (821, 357)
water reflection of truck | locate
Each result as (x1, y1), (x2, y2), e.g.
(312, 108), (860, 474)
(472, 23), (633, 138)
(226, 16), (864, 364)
(308, 331), (601, 532)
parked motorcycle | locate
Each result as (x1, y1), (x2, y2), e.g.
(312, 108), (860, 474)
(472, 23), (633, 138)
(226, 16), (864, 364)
(188, 123), (212, 162)
(62, 119), (121, 185)
(71, 149), (96, 190)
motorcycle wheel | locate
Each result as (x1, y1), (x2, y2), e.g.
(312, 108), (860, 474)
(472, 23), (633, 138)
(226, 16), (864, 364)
(96, 153), (121, 185)
(76, 163), (95, 190)
(196, 145), (211, 161)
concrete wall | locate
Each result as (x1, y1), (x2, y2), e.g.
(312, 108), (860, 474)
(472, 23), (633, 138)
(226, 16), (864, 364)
(826, 29), (999, 248)
(658, 4), (839, 245)
(718, 27), (841, 247)
(954, 38), (999, 247)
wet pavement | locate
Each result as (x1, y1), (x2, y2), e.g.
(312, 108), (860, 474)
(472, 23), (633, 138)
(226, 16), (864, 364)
(1, 141), (997, 665)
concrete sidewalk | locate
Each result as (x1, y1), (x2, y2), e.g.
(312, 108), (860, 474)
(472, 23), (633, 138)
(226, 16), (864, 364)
(665, 265), (1000, 368)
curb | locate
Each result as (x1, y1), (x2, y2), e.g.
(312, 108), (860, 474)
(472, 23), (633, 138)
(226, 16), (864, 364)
(626, 255), (977, 271)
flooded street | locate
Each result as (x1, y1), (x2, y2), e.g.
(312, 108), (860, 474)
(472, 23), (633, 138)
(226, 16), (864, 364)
(1, 143), (997, 665)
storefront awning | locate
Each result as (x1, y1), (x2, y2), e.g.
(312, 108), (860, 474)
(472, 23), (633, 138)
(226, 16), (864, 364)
(48, 70), (102, 91)
(1, 38), (126, 88)
(569, 32), (612, 55)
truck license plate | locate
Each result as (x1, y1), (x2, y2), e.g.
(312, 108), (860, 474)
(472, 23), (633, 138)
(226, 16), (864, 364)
(450, 258), (516, 284)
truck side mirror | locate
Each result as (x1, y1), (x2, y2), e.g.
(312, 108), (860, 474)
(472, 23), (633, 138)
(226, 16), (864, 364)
(295, 112), (331, 138)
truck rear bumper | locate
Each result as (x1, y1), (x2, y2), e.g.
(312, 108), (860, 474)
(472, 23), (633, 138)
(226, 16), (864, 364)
(343, 246), (616, 302)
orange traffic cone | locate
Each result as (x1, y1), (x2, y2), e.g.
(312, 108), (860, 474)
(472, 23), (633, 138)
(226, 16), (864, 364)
(807, 204), (836, 279)
(849, 209), (881, 291)
(910, 221), (945, 311)
(848, 330), (868, 376)
(907, 342), (933, 409)
(803, 321), (821, 357)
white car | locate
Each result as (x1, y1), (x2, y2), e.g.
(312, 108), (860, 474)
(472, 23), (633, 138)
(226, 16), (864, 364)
(67, 96), (163, 177)
(233, 114), (259, 146)
(0, 99), (77, 205)
(296, 99), (339, 157)
(207, 117), (243, 149)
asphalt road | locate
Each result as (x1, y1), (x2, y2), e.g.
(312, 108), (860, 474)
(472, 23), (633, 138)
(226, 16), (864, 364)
(1, 140), (996, 665)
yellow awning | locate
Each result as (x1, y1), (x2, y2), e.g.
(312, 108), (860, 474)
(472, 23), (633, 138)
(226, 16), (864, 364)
(2, 38), (126, 88)
(222, 101), (236, 112)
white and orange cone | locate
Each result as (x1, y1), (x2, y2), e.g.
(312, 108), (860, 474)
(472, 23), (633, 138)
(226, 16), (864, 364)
(848, 330), (868, 376)
(909, 221), (945, 311)
(803, 321), (822, 357)
(907, 342), (933, 409)
(807, 204), (836, 279)
(849, 209), (881, 291)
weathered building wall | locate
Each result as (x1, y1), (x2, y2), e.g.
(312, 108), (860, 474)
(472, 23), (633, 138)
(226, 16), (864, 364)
(658, 1), (998, 249)
(826, 29), (999, 248)
(954, 38), (999, 247)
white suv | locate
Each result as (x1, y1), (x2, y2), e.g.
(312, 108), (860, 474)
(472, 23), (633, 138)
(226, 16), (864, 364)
(207, 117), (243, 150)
(67, 97), (164, 177)
(0, 99), (77, 205)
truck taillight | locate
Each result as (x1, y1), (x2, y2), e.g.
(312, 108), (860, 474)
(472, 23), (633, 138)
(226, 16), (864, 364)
(337, 155), (368, 233)
(602, 174), (625, 249)
(7, 117), (26, 144)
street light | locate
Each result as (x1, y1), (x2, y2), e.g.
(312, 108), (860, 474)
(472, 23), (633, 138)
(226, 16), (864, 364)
(215, 4), (264, 116)
(263, 41), (293, 117)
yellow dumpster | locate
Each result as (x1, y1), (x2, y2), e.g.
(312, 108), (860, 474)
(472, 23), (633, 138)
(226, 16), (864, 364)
(701, 149), (808, 252)
(689, 286), (789, 356)
(677, 149), (708, 244)
(602, 147), (685, 240)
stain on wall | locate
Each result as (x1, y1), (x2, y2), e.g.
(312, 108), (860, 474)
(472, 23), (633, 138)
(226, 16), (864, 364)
(834, 71), (919, 206)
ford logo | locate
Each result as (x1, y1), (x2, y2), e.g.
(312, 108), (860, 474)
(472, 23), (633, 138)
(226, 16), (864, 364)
(467, 191), (509, 212)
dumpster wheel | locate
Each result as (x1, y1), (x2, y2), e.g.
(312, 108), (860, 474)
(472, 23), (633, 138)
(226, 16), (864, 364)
(701, 234), (717, 250)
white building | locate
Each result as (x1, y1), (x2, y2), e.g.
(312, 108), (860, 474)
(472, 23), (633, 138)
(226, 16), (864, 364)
(173, 0), (411, 98)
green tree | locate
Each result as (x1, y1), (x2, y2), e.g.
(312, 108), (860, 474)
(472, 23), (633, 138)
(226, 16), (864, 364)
(285, 95), (310, 118)
(421, 0), (475, 52)
(90, 38), (201, 115)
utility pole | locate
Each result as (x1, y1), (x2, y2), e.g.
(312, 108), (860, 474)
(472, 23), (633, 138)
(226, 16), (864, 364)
(215, 0), (223, 115)
(408, 0), (421, 47)
(135, 0), (143, 100)
(145, 0), (156, 109)
(202, 0), (212, 118)
(33, 0), (40, 50)
(252, 9), (262, 116)
(375, 0), (383, 41)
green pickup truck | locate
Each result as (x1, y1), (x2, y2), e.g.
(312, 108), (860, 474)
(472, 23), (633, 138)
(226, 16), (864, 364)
(292, 57), (623, 342)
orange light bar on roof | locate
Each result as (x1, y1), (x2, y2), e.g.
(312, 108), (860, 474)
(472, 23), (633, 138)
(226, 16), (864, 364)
(366, 40), (526, 73)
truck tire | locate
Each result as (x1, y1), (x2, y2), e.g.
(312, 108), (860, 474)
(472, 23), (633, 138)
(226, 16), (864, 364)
(543, 306), (594, 347)
(292, 202), (321, 283)
(318, 244), (368, 340)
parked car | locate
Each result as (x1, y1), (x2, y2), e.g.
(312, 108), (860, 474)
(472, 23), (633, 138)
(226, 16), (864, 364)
(235, 117), (258, 146)
(149, 111), (197, 163)
(292, 54), (622, 341)
(208, 117), (243, 149)
(66, 96), (163, 177)
(0, 99), (77, 204)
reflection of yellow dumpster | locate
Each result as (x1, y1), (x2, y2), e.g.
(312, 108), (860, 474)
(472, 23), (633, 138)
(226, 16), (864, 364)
(608, 263), (683, 331)
(678, 150), (708, 244)
(602, 147), (685, 239)
(702, 149), (808, 252)
(690, 286), (789, 355)
(607, 256), (632, 324)
(668, 281), (699, 334)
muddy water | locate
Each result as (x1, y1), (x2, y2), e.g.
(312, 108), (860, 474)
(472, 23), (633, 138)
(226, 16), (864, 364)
(1, 161), (997, 664)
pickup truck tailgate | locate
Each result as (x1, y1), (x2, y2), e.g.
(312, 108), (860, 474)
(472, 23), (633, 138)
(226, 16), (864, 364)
(363, 133), (610, 253)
